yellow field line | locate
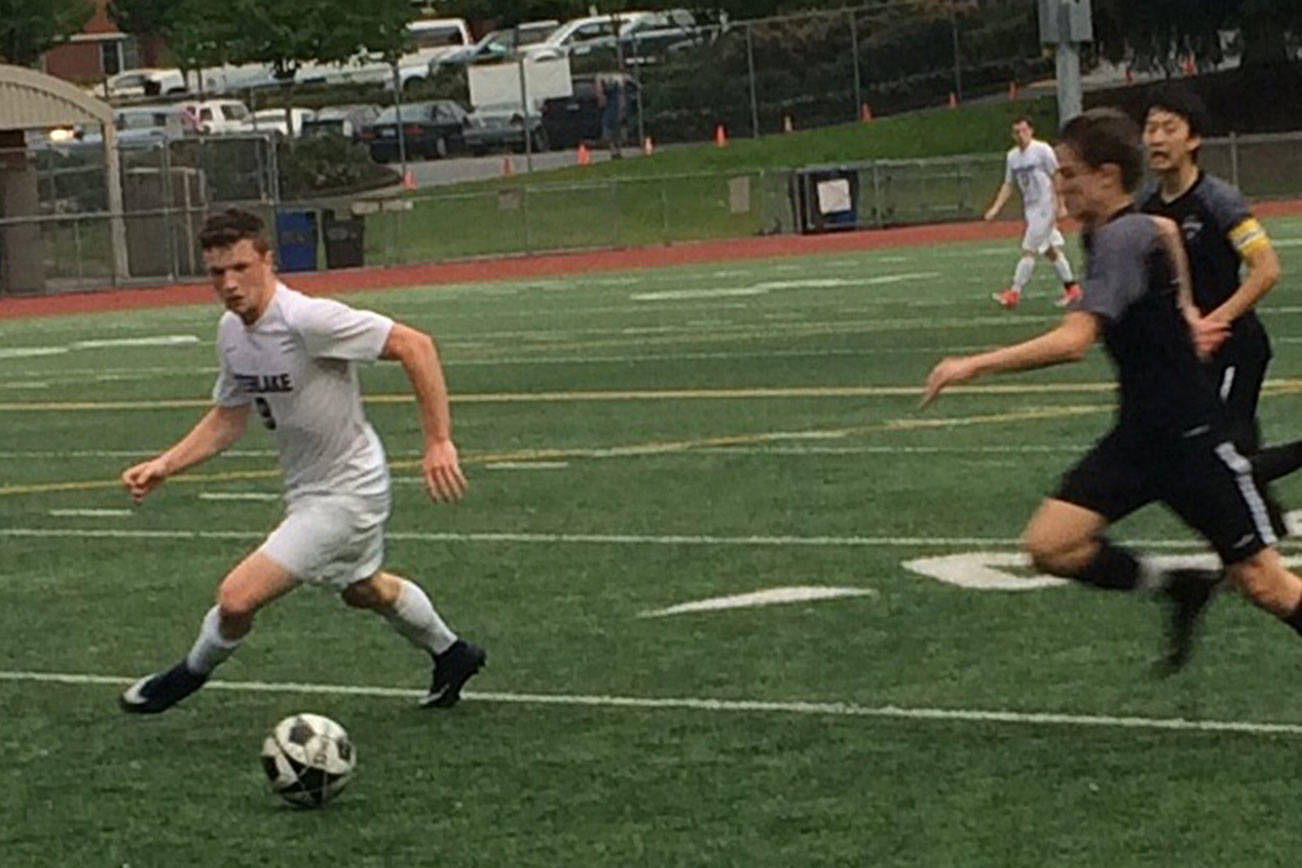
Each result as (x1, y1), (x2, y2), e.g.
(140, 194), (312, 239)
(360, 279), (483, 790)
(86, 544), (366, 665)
(0, 404), (1110, 497)
(4, 378), (1301, 413)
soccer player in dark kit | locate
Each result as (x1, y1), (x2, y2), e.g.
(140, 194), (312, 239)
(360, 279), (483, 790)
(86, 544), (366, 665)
(1139, 84), (1302, 507)
(923, 108), (1302, 672)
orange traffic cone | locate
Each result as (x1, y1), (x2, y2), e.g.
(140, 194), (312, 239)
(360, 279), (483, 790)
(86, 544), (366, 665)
(501, 156), (513, 176)
(947, 91), (957, 109)
(714, 124), (728, 147)
(642, 136), (654, 156)
(401, 171), (415, 190)
(576, 142), (591, 166)
(782, 114), (794, 133)
(860, 102), (872, 122)
(1008, 81), (1018, 101)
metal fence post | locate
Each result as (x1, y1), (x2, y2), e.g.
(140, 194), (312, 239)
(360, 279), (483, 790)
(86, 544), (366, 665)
(1229, 131), (1240, 188)
(610, 178), (621, 246)
(660, 176), (670, 243)
(523, 185), (532, 253)
(160, 141), (178, 281)
(746, 23), (759, 138)
(950, 5), (963, 101)
(872, 161), (883, 228)
(849, 11), (862, 122)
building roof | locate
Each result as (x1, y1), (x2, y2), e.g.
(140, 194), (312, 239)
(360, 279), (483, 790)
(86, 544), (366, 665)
(0, 63), (112, 129)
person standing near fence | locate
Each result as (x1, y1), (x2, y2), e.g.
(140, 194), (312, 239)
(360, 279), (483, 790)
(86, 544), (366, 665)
(1139, 85), (1302, 505)
(986, 116), (1082, 309)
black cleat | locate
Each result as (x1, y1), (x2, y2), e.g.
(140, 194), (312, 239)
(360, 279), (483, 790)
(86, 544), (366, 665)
(1157, 569), (1221, 676)
(119, 661), (208, 714)
(421, 640), (486, 709)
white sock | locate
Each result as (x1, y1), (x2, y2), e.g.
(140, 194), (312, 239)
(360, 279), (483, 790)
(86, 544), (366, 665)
(382, 579), (458, 656)
(1135, 560), (1168, 593)
(185, 605), (242, 675)
(1051, 253), (1075, 284)
(1012, 256), (1035, 291)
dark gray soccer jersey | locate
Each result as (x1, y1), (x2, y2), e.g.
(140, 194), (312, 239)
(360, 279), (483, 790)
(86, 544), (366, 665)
(213, 284), (394, 499)
(1077, 209), (1222, 437)
(1139, 172), (1270, 341)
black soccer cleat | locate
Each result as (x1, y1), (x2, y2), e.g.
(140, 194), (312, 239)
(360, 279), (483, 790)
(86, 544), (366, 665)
(119, 660), (209, 714)
(421, 640), (486, 709)
(1157, 569), (1221, 676)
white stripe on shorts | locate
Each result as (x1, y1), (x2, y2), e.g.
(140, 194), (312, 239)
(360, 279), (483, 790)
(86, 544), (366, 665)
(1220, 366), (1236, 402)
(1214, 441), (1277, 546)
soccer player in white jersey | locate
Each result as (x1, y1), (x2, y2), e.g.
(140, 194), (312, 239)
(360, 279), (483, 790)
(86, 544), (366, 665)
(119, 209), (485, 714)
(985, 116), (1082, 309)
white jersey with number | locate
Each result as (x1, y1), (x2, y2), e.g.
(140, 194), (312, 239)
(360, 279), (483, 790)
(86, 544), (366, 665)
(212, 283), (395, 502)
(1005, 139), (1058, 216)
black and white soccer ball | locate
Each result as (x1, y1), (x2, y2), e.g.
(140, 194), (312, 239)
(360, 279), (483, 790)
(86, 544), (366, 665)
(260, 713), (356, 807)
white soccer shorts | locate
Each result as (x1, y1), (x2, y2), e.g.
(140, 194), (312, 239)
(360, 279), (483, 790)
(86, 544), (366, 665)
(1022, 209), (1064, 255)
(260, 492), (390, 590)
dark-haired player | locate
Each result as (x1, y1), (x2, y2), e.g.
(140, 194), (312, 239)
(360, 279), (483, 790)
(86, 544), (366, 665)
(925, 109), (1302, 672)
(119, 208), (485, 714)
(1140, 85), (1302, 502)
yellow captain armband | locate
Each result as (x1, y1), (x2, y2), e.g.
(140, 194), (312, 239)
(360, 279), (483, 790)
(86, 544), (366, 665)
(1229, 217), (1272, 257)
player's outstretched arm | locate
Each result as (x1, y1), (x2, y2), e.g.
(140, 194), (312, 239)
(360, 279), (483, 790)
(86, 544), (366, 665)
(121, 404), (249, 503)
(922, 312), (1097, 406)
(381, 322), (468, 503)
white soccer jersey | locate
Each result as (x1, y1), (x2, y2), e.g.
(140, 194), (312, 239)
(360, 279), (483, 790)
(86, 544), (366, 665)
(1005, 139), (1058, 215)
(213, 284), (395, 501)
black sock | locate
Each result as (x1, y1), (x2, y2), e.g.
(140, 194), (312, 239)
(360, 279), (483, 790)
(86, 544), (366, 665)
(1252, 440), (1302, 484)
(1071, 540), (1142, 591)
(1284, 601), (1302, 636)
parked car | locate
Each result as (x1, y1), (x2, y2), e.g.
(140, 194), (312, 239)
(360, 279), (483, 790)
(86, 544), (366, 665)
(301, 104), (382, 141)
(249, 107), (315, 138)
(443, 20), (560, 64)
(540, 74), (639, 149)
(179, 99), (254, 135)
(464, 101), (548, 154)
(360, 100), (469, 162)
(523, 12), (651, 60)
(617, 9), (720, 64)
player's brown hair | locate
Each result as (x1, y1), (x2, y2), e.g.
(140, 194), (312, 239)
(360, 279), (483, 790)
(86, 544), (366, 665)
(199, 208), (270, 253)
(1059, 108), (1145, 193)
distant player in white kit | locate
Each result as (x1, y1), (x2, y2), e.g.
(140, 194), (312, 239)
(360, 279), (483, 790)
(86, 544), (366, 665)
(119, 209), (485, 714)
(985, 116), (1082, 309)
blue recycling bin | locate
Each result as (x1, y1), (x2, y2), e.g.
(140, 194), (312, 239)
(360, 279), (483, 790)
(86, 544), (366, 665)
(275, 209), (319, 272)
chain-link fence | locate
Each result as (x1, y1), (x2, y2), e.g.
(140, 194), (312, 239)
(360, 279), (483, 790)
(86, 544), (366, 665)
(576, 0), (1051, 145)
(6, 130), (1302, 296)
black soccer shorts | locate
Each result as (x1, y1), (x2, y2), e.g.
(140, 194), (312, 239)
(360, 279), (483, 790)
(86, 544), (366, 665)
(1053, 426), (1277, 565)
(1211, 329), (1271, 455)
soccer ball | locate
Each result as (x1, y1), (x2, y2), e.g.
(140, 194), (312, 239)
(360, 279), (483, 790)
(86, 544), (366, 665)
(260, 713), (356, 807)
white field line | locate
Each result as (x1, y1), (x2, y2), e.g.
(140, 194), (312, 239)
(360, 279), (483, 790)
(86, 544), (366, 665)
(4, 669), (1302, 736)
(0, 526), (1239, 550)
(0, 445), (1084, 461)
(46, 508), (133, 517)
(198, 492), (280, 502)
(484, 461), (570, 470)
(702, 445), (1086, 455)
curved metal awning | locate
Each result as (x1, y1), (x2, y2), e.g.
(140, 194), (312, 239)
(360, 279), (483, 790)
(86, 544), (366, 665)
(0, 63), (113, 129)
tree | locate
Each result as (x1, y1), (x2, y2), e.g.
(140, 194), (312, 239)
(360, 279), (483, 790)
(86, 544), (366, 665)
(214, 0), (415, 82)
(0, 0), (95, 68)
